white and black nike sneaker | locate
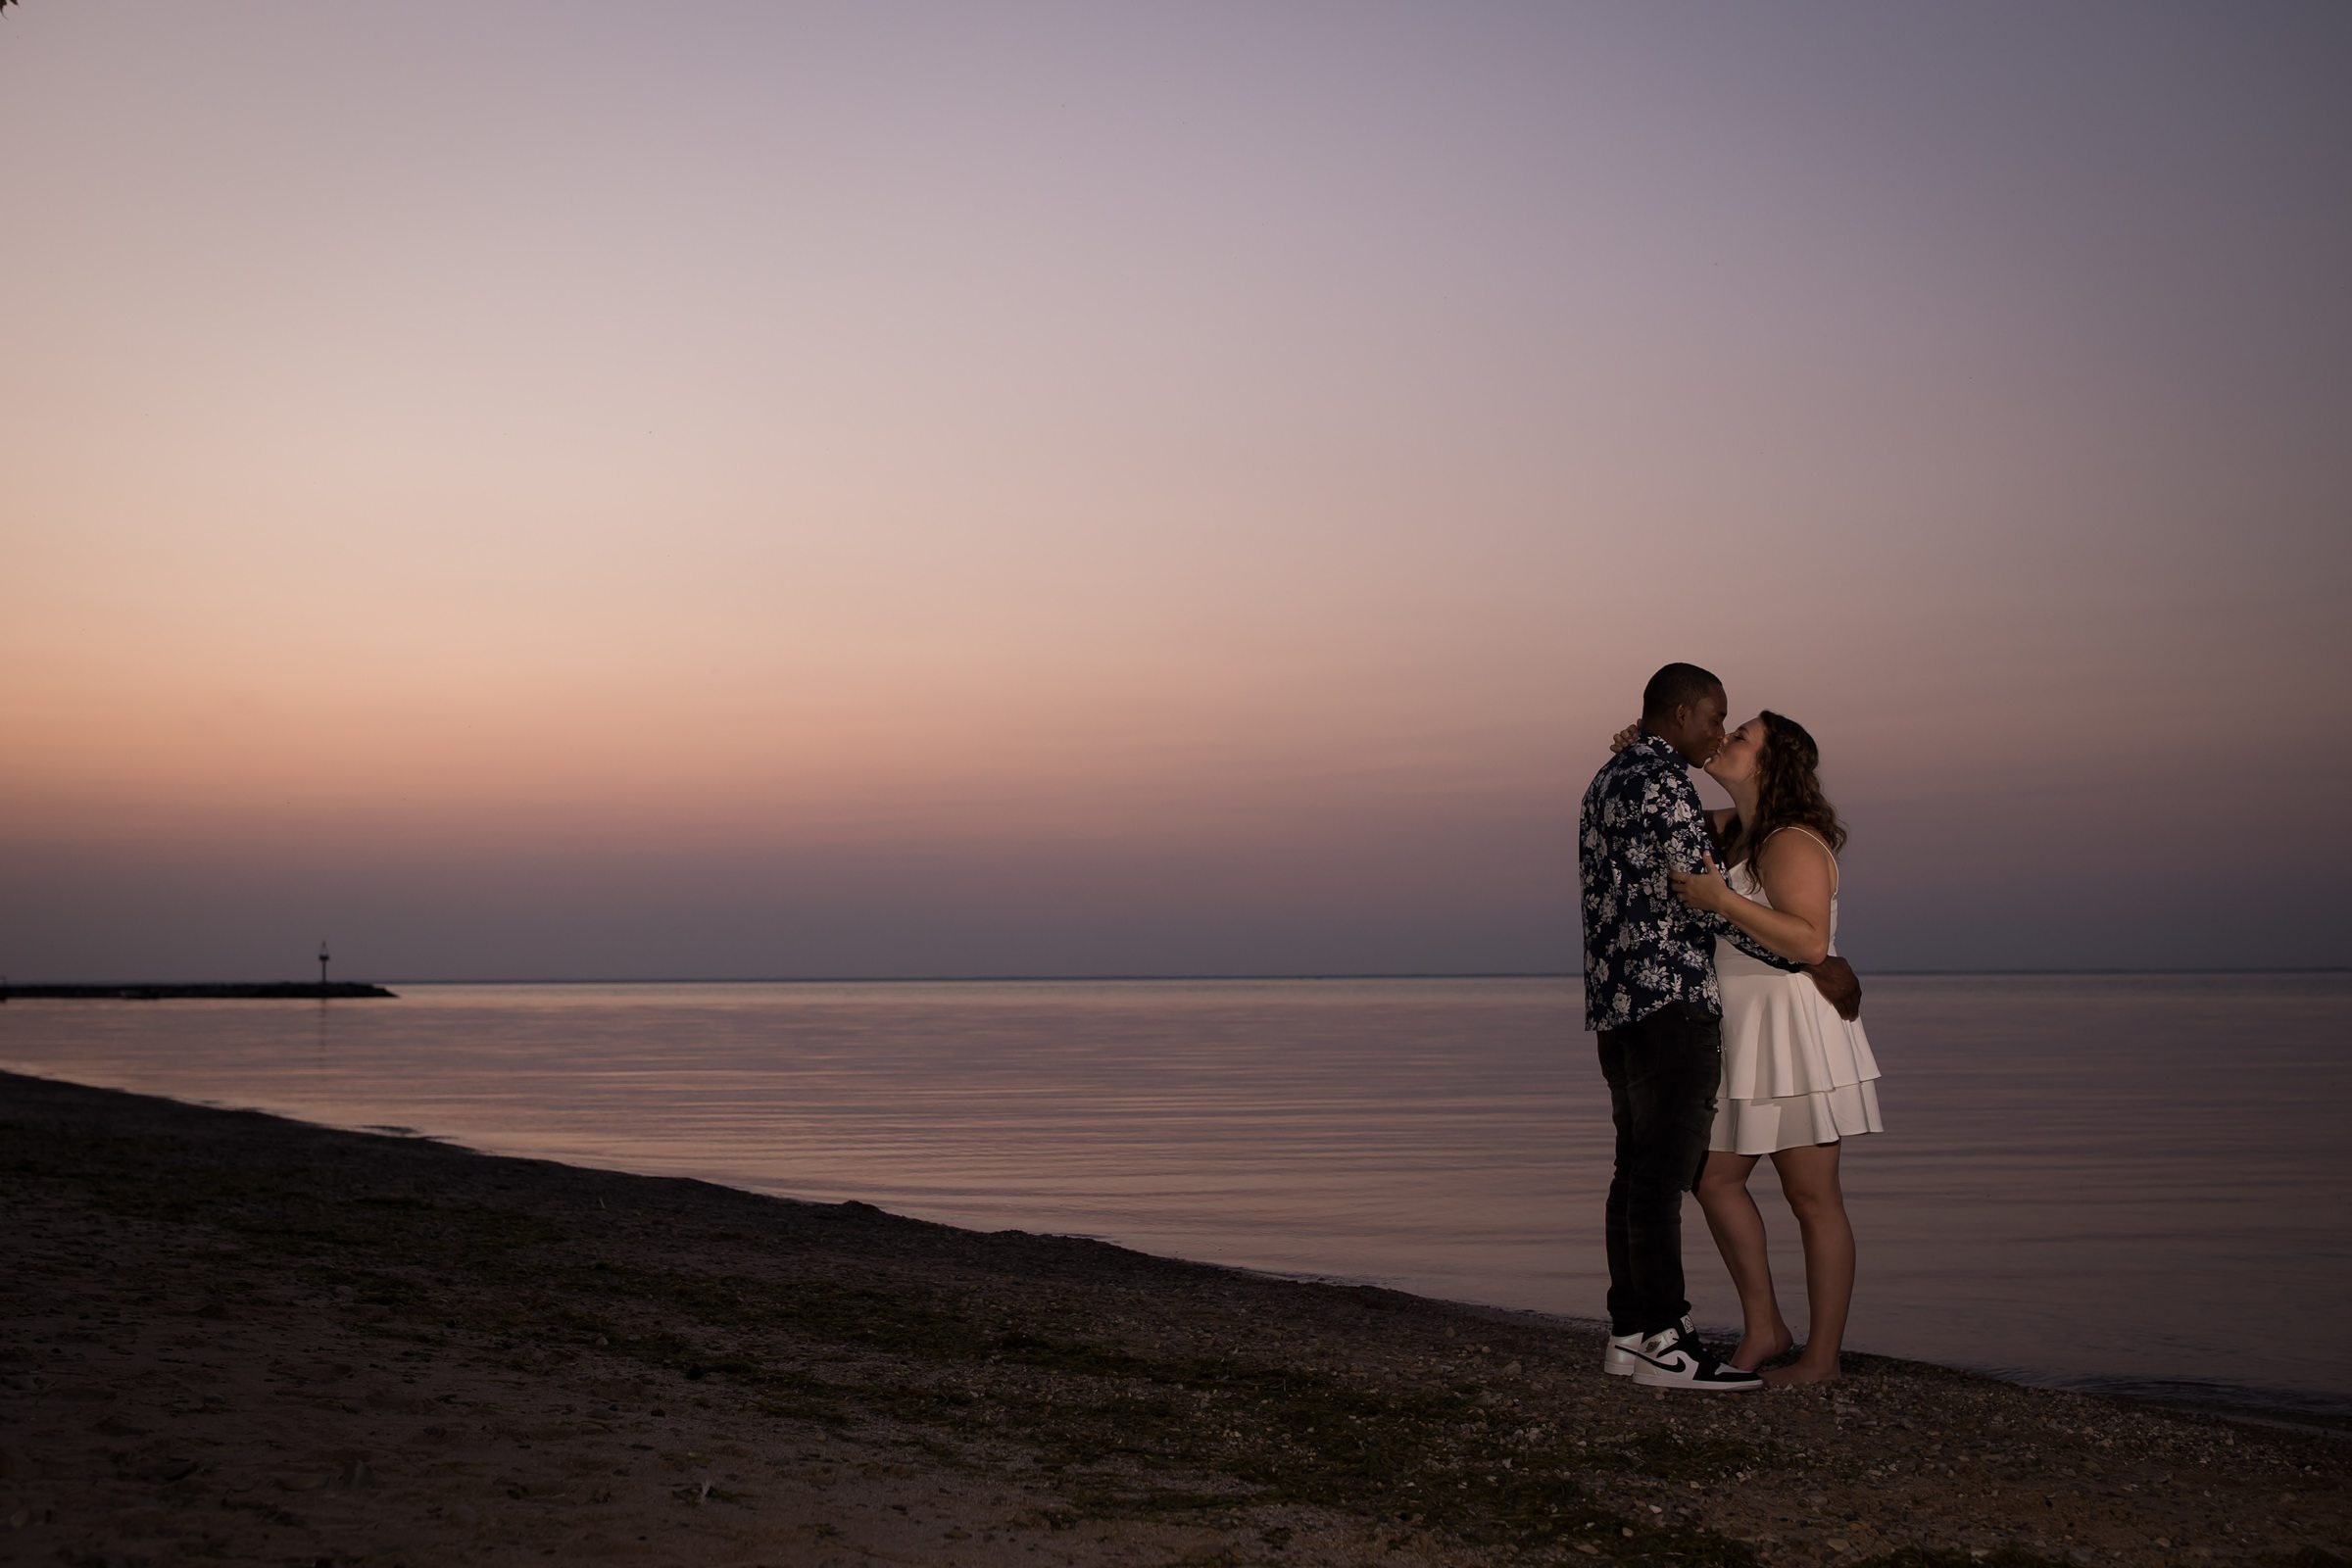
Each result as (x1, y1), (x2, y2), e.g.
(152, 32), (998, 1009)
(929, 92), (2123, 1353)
(1605, 1314), (1692, 1377)
(1628, 1325), (1763, 1392)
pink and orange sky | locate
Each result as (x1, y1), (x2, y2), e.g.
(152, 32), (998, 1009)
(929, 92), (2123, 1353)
(4, 3), (2347, 980)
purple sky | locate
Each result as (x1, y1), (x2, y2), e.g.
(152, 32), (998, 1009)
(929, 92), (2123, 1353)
(3, 3), (2347, 979)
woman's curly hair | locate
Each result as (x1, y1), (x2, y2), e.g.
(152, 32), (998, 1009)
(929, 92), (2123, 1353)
(1719, 710), (1847, 871)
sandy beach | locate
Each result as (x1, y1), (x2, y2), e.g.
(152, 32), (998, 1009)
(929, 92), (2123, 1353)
(2, 1069), (2342, 1567)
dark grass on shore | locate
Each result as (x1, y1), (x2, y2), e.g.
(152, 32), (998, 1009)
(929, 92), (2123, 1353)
(2, 1068), (2345, 1567)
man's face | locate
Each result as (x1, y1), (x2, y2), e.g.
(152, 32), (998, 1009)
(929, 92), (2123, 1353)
(1672, 687), (1729, 767)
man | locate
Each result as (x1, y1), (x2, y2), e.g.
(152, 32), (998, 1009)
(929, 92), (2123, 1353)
(1579, 662), (1861, 1392)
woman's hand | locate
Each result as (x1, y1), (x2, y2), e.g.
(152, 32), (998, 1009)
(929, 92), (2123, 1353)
(1668, 851), (1734, 913)
(1608, 724), (1640, 755)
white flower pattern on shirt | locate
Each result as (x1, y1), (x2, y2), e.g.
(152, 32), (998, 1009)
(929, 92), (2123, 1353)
(1579, 733), (1796, 1032)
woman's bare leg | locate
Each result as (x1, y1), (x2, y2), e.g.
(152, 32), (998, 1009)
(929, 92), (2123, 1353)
(1693, 1151), (1790, 1370)
(1763, 1142), (1853, 1385)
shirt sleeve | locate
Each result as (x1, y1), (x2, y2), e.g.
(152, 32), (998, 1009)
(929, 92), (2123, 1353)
(1647, 772), (1805, 973)
(1708, 907), (1805, 971)
(1591, 766), (1687, 945)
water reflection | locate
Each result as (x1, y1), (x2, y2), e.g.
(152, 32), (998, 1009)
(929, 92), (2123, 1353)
(2, 974), (2345, 1416)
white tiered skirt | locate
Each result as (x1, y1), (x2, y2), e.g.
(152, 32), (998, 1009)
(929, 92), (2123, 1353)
(1711, 942), (1884, 1155)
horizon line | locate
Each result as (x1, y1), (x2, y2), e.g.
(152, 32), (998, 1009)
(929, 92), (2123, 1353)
(15, 967), (2348, 987)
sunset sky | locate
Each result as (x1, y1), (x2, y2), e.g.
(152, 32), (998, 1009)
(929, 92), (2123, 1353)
(4, 2), (2347, 980)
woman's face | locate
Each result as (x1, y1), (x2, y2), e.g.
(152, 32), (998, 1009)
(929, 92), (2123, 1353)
(1706, 715), (1766, 787)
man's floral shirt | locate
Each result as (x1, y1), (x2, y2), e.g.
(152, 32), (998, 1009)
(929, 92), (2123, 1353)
(1579, 733), (1796, 1032)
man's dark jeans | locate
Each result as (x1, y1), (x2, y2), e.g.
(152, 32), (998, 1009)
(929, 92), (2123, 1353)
(1597, 1002), (1722, 1338)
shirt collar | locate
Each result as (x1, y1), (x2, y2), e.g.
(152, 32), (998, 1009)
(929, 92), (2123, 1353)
(1632, 731), (1689, 766)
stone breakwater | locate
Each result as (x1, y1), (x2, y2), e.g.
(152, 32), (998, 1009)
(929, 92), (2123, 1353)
(2, 982), (397, 1000)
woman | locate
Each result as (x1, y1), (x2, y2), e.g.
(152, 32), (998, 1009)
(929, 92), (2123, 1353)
(1667, 711), (1882, 1386)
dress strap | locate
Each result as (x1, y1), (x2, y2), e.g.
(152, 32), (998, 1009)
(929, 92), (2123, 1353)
(1761, 825), (1839, 897)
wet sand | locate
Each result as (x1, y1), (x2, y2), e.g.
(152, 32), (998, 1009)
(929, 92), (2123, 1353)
(1, 1069), (2342, 1567)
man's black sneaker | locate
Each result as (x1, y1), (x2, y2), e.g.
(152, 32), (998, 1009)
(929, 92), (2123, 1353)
(1628, 1325), (1764, 1392)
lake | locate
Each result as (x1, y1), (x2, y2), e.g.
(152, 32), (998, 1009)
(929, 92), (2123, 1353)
(4, 972), (2344, 1422)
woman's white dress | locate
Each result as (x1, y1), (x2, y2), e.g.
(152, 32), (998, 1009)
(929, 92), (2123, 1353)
(1712, 830), (1884, 1154)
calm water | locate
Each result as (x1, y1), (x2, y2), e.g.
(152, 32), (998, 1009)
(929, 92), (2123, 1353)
(4, 974), (2346, 1421)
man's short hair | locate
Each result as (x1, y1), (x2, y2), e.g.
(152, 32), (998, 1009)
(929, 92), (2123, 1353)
(1641, 662), (1723, 719)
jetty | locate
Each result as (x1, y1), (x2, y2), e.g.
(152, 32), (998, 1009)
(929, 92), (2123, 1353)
(1, 982), (397, 1001)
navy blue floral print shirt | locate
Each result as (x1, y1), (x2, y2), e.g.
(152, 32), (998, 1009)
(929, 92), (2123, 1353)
(1579, 733), (1797, 1032)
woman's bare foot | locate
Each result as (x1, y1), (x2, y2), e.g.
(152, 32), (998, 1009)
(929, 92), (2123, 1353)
(1729, 1326), (1793, 1372)
(1761, 1357), (1840, 1387)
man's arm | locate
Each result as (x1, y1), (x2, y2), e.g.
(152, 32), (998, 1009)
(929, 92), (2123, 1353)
(1706, 902), (1859, 1010)
(1708, 909), (1805, 972)
(1678, 833), (1833, 965)
(1682, 836), (1863, 1015)
(1644, 771), (1805, 973)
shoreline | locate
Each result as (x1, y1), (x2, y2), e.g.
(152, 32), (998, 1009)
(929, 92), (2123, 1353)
(1115, 1265), (2352, 1440)
(6, 1062), (2341, 1437)
(3, 1069), (2344, 1566)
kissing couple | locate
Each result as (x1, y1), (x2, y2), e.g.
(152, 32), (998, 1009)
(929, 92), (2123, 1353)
(1580, 662), (1885, 1392)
